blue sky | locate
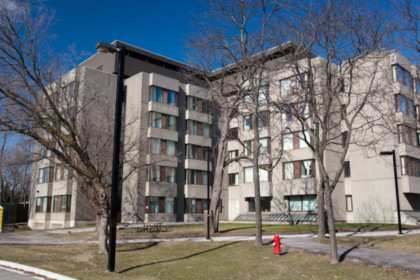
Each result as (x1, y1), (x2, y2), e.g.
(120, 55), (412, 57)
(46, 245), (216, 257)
(48, 0), (207, 63)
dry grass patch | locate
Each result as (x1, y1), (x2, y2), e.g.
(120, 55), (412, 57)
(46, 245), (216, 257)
(333, 234), (420, 255)
(1, 241), (419, 280)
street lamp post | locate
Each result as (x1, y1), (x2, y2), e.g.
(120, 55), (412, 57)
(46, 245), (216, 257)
(379, 150), (403, 234)
(95, 41), (126, 272)
(206, 146), (211, 240)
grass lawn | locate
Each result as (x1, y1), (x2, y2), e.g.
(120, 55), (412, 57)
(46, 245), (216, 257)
(0, 241), (418, 280)
(332, 234), (420, 255)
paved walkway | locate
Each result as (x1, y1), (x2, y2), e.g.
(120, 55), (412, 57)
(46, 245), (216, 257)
(1, 227), (420, 278)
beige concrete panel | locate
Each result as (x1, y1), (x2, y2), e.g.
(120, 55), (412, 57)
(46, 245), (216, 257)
(185, 110), (212, 124)
(145, 182), (177, 197)
(185, 84), (210, 100)
(185, 134), (211, 146)
(227, 164), (241, 174)
(148, 101), (179, 116)
(50, 181), (69, 194)
(146, 154), (178, 167)
(184, 214), (204, 222)
(280, 179), (318, 196)
(184, 184), (207, 198)
(148, 127), (178, 141)
(401, 176), (420, 194)
(185, 159), (211, 171)
(146, 213), (176, 223)
(149, 73), (179, 92)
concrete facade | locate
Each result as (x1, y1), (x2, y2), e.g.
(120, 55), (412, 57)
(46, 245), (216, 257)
(28, 41), (420, 229)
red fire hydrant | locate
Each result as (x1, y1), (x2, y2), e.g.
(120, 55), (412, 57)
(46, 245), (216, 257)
(273, 235), (281, 255)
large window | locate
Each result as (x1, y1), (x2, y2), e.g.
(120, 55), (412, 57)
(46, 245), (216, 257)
(188, 96), (208, 113)
(55, 165), (69, 181)
(186, 169), (210, 185)
(150, 166), (176, 183)
(283, 133), (293, 150)
(229, 150), (238, 159)
(282, 105), (293, 122)
(289, 195), (315, 212)
(280, 73), (307, 96)
(280, 77), (291, 95)
(246, 197), (271, 212)
(400, 156), (420, 177)
(185, 198), (208, 214)
(151, 112), (177, 130)
(146, 196), (176, 214)
(229, 173), (239, 185)
(244, 140), (252, 156)
(259, 138), (269, 154)
(397, 125), (417, 146)
(151, 138), (177, 156)
(344, 161), (351, 177)
(53, 195), (71, 213)
(38, 167), (53, 184)
(283, 160), (315, 179)
(244, 166), (269, 183)
(187, 144), (208, 160)
(395, 94), (415, 117)
(35, 197), (51, 212)
(393, 65), (412, 89)
(283, 131), (310, 150)
(258, 111), (268, 128)
(151, 86), (178, 105)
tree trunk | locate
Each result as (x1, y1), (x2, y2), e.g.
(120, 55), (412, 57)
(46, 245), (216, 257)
(209, 110), (230, 234)
(98, 211), (109, 254)
(317, 178), (326, 240)
(325, 181), (338, 264)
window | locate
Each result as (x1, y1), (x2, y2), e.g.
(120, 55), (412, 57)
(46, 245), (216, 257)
(289, 195), (315, 212)
(397, 125), (417, 146)
(344, 161), (351, 177)
(52, 195), (71, 213)
(151, 138), (161, 154)
(146, 196), (176, 214)
(188, 144), (198, 159)
(150, 166), (161, 182)
(282, 105), (292, 122)
(298, 131), (310, 148)
(346, 195), (353, 212)
(55, 165), (69, 181)
(35, 197), (51, 213)
(244, 115), (252, 130)
(259, 138), (269, 154)
(152, 87), (163, 102)
(202, 123), (210, 137)
(189, 121), (198, 135)
(167, 90), (177, 105)
(300, 160), (312, 178)
(229, 173), (239, 185)
(244, 90), (252, 103)
(244, 140), (252, 156)
(152, 112), (162, 128)
(167, 115), (176, 130)
(283, 162), (294, 179)
(392, 65), (412, 89)
(283, 133), (293, 150)
(229, 150), (238, 159)
(228, 127), (238, 139)
(297, 102), (310, 118)
(244, 166), (269, 183)
(202, 171), (208, 186)
(395, 94), (414, 117)
(280, 77), (291, 95)
(400, 156), (420, 177)
(258, 86), (267, 102)
(189, 96), (198, 111)
(297, 73), (307, 91)
(246, 197), (271, 212)
(185, 198), (208, 214)
(187, 169), (209, 185)
(258, 111), (268, 128)
(284, 160), (315, 179)
(40, 146), (52, 158)
(166, 141), (176, 156)
(38, 167), (53, 184)
(166, 167), (176, 183)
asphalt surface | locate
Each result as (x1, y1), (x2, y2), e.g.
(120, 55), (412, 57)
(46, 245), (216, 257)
(0, 227), (420, 278)
(0, 266), (44, 280)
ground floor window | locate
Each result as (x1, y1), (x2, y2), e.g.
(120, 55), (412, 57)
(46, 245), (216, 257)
(346, 195), (353, 212)
(185, 198), (208, 214)
(246, 197), (271, 212)
(146, 196), (176, 214)
(35, 196), (51, 212)
(53, 195), (71, 213)
(289, 195), (315, 212)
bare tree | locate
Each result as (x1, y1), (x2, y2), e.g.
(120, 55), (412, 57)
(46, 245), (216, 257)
(189, 0), (286, 245)
(0, 1), (143, 253)
(274, 0), (396, 263)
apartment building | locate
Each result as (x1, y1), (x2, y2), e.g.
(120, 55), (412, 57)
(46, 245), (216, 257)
(28, 41), (420, 229)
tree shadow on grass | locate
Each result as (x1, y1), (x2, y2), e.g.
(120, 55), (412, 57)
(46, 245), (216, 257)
(219, 225), (256, 233)
(118, 241), (240, 274)
(117, 242), (159, 252)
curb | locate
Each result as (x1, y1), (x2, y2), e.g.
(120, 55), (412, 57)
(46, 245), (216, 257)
(0, 260), (77, 280)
